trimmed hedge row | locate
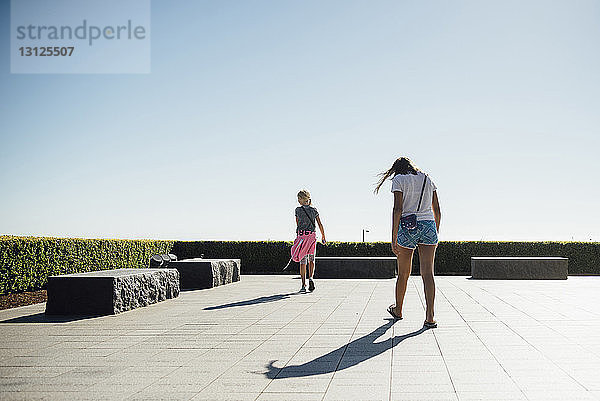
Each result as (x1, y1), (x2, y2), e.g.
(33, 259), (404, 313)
(173, 240), (600, 275)
(2, 236), (599, 295)
(0, 236), (173, 295)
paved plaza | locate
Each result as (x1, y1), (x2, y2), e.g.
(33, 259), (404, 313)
(1, 275), (600, 401)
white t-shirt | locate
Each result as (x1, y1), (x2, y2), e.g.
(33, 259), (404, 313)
(391, 172), (437, 221)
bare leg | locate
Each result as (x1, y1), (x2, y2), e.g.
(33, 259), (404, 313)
(418, 244), (437, 323)
(308, 259), (315, 278)
(394, 246), (414, 318)
(300, 263), (307, 287)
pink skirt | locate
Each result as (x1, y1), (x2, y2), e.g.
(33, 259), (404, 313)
(291, 231), (317, 263)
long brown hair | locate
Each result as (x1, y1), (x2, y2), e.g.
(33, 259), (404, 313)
(374, 157), (420, 194)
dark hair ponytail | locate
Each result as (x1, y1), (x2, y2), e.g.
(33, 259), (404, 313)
(374, 157), (420, 194)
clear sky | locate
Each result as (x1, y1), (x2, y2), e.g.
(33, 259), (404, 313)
(1, 0), (599, 242)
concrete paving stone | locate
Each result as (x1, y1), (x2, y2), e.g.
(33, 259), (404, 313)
(152, 372), (216, 386)
(323, 385), (390, 401)
(313, 327), (357, 336)
(331, 368), (389, 379)
(452, 381), (521, 393)
(392, 383), (455, 393)
(303, 335), (352, 348)
(0, 376), (54, 391)
(0, 356), (58, 367)
(392, 354), (444, 362)
(263, 376), (331, 392)
(512, 377), (587, 391)
(500, 360), (557, 372)
(255, 392), (324, 401)
(203, 376), (272, 393)
(0, 366), (73, 378)
(190, 393), (259, 401)
(444, 359), (502, 372)
(96, 372), (160, 386)
(4, 381), (91, 393)
(331, 375), (390, 386)
(244, 350), (296, 363)
(575, 379), (600, 391)
(238, 325), (284, 336)
(442, 352), (496, 361)
(0, 391), (123, 401)
(141, 383), (209, 394)
(0, 341), (61, 351)
(392, 345), (442, 356)
(88, 383), (150, 396)
(129, 391), (198, 401)
(393, 359), (446, 370)
(449, 372), (512, 384)
(276, 363), (338, 377)
(226, 361), (278, 373)
(393, 372), (452, 385)
(339, 357), (391, 372)
(391, 393), (459, 401)
(455, 392), (526, 400)
(523, 390), (598, 400)
(102, 351), (164, 364)
(287, 348), (345, 363)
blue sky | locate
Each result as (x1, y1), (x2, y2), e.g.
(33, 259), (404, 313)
(1, 0), (599, 242)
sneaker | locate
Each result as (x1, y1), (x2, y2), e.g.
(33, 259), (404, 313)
(308, 279), (315, 292)
(300, 286), (307, 293)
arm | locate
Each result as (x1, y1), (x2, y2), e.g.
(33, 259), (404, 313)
(432, 190), (441, 232)
(315, 215), (326, 244)
(391, 191), (403, 255)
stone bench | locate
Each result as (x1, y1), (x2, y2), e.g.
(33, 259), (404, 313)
(166, 258), (241, 289)
(314, 257), (396, 279)
(45, 268), (180, 316)
(471, 257), (568, 280)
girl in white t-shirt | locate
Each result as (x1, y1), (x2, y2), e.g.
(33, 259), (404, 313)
(375, 157), (441, 328)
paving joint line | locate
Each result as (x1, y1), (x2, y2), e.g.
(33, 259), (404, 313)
(128, 281), (306, 400)
(441, 279), (530, 400)
(412, 277), (459, 399)
(320, 281), (379, 401)
(445, 278), (580, 400)
(258, 281), (362, 400)
(460, 279), (594, 392)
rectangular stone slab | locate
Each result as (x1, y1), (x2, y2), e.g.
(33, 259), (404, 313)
(45, 268), (180, 316)
(471, 257), (568, 280)
(166, 259), (241, 289)
(314, 257), (397, 279)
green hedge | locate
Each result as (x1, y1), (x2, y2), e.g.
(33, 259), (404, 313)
(2, 236), (599, 295)
(0, 236), (173, 295)
(431, 241), (600, 276)
(172, 240), (600, 275)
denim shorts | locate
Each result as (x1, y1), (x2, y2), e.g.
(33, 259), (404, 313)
(397, 220), (438, 249)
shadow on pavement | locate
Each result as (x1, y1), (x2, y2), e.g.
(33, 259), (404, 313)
(265, 319), (428, 379)
(203, 292), (299, 310)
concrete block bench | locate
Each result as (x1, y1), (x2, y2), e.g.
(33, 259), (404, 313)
(314, 257), (396, 279)
(45, 268), (180, 316)
(471, 257), (568, 280)
(166, 258), (241, 289)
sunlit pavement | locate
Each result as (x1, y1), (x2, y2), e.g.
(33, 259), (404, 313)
(1, 275), (600, 401)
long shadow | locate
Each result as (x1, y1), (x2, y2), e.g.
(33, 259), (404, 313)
(265, 320), (428, 379)
(0, 312), (100, 324)
(203, 292), (299, 310)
